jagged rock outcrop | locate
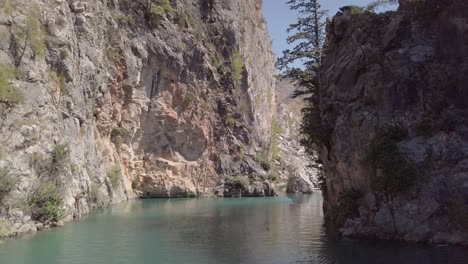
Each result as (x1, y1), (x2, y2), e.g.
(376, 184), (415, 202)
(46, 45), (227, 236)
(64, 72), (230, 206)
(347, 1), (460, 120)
(320, 0), (467, 245)
(274, 79), (319, 193)
(0, 0), (278, 237)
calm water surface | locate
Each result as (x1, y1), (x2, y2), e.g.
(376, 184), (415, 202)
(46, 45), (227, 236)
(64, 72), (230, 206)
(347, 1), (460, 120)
(0, 193), (466, 264)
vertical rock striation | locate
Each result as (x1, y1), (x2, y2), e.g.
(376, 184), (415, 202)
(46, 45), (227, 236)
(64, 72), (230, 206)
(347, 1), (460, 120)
(319, 0), (468, 245)
(0, 0), (278, 236)
(275, 79), (320, 193)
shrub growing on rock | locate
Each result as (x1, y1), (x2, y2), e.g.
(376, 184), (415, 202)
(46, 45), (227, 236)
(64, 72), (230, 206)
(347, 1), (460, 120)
(329, 188), (362, 226)
(111, 127), (128, 144)
(255, 152), (271, 171)
(0, 167), (18, 203)
(113, 13), (135, 26)
(0, 220), (9, 238)
(49, 71), (67, 95)
(366, 127), (417, 196)
(52, 144), (69, 164)
(227, 175), (250, 189)
(29, 182), (64, 222)
(12, 12), (46, 64)
(149, 0), (173, 25)
(107, 166), (121, 189)
(0, 64), (23, 107)
(231, 49), (244, 88)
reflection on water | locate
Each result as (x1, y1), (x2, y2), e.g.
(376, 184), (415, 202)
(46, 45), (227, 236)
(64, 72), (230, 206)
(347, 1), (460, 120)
(0, 193), (466, 264)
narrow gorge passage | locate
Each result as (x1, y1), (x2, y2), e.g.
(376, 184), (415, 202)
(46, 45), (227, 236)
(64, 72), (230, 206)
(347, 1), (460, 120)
(0, 0), (467, 263)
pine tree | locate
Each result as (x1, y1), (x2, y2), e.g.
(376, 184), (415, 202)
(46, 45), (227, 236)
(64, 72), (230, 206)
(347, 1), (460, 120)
(276, 0), (327, 97)
(276, 0), (330, 158)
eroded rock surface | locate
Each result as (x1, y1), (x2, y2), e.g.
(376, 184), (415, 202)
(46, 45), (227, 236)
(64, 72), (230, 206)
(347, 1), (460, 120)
(320, 0), (468, 245)
(275, 79), (320, 193)
(0, 0), (278, 236)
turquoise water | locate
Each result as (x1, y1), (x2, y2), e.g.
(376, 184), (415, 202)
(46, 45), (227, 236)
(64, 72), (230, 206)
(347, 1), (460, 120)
(0, 193), (466, 264)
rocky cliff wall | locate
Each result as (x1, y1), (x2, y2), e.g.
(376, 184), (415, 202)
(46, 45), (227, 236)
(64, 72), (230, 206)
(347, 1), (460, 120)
(0, 0), (277, 237)
(319, 0), (467, 245)
(275, 79), (319, 193)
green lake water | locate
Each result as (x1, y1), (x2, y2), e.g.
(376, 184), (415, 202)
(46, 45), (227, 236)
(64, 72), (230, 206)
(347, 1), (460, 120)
(0, 193), (466, 264)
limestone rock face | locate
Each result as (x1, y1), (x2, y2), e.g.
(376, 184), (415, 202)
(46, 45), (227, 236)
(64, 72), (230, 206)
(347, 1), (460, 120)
(275, 79), (320, 193)
(0, 0), (277, 236)
(320, 1), (468, 245)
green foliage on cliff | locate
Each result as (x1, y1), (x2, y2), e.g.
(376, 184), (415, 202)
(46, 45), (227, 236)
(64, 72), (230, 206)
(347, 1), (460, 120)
(49, 71), (67, 95)
(271, 118), (282, 161)
(447, 198), (468, 231)
(227, 175), (250, 189)
(52, 144), (69, 164)
(107, 48), (120, 64)
(329, 188), (362, 226)
(0, 167), (18, 203)
(231, 49), (244, 88)
(366, 127), (417, 196)
(111, 127), (128, 145)
(256, 152), (271, 171)
(0, 0), (14, 15)
(150, 0), (173, 24)
(277, 0), (330, 157)
(89, 182), (105, 207)
(114, 13), (136, 26)
(29, 182), (64, 222)
(346, 6), (366, 15)
(0, 220), (8, 238)
(107, 166), (121, 189)
(13, 12), (47, 64)
(276, 0), (326, 92)
(0, 64), (23, 106)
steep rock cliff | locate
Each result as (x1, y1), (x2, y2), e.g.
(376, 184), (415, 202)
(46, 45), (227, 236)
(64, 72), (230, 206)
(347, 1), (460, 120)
(0, 0), (277, 236)
(320, 0), (467, 245)
(275, 79), (319, 193)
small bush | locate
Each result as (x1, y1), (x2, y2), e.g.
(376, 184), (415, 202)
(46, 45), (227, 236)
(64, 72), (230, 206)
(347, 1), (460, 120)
(0, 146), (4, 160)
(178, 41), (187, 50)
(366, 127), (416, 195)
(150, 0), (173, 25)
(415, 114), (436, 138)
(107, 166), (121, 189)
(0, 167), (18, 203)
(59, 49), (68, 60)
(51, 144), (69, 164)
(329, 188), (362, 226)
(0, 0), (14, 15)
(29, 182), (64, 222)
(267, 171), (279, 183)
(13, 13), (47, 60)
(256, 152), (271, 171)
(346, 6), (366, 15)
(49, 71), (67, 95)
(89, 182), (105, 207)
(111, 127), (128, 144)
(271, 119), (282, 160)
(131, 178), (139, 190)
(0, 64), (23, 105)
(226, 116), (237, 127)
(107, 48), (120, 64)
(227, 175), (250, 189)
(114, 14), (135, 26)
(0, 220), (8, 238)
(447, 198), (468, 231)
(231, 49), (244, 88)
(184, 93), (196, 106)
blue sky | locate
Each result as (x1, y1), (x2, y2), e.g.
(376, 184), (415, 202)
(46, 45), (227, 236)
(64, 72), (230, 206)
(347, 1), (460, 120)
(263, 0), (397, 62)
